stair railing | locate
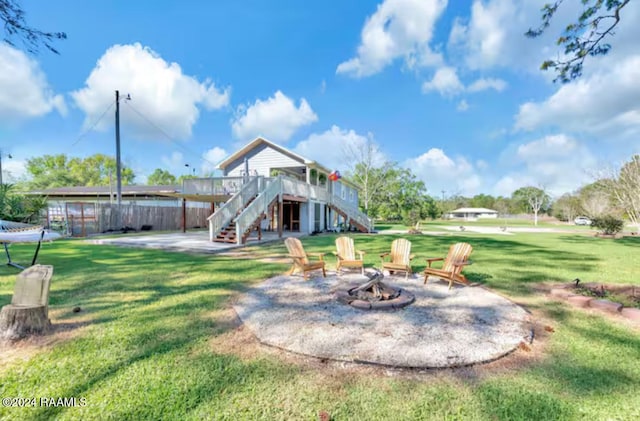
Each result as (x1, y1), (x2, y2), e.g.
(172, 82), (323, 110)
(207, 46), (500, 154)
(329, 193), (373, 232)
(207, 176), (260, 241)
(235, 177), (282, 244)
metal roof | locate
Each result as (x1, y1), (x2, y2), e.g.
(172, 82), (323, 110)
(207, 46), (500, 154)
(449, 207), (498, 213)
(26, 185), (180, 197)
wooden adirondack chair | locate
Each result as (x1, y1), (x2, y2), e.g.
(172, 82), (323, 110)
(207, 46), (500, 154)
(284, 237), (326, 280)
(423, 242), (473, 289)
(380, 238), (414, 279)
(333, 236), (365, 275)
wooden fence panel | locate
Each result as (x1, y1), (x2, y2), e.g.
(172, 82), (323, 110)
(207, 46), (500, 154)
(95, 203), (210, 234)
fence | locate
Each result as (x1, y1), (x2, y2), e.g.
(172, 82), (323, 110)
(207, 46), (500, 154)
(48, 203), (210, 236)
(96, 203), (210, 233)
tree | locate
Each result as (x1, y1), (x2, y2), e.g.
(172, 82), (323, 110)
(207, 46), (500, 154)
(343, 139), (394, 215)
(526, 0), (630, 83)
(512, 186), (551, 225)
(469, 194), (496, 210)
(1, 0), (66, 54)
(609, 154), (640, 227)
(26, 154), (135, 189)
(147, 169), (177, 185)
(376, 167), (430, 222)
(177, 174), (198, 185)
(553, 193), (582, 222)
(0, 183), (46, 223)
(578, 181), (613, 218)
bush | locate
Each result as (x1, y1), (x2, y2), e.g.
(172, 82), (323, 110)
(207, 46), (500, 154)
(401, 208), (421, 227)
(590, 215), (624, 235)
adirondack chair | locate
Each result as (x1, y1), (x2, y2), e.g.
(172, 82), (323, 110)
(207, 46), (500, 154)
(423, 242), (473, 290)
(333, 236), (365, 275)
(284, 237), (326, 280)
(379, 238), (414, 279)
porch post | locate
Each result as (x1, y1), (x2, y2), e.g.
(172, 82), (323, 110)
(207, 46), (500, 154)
(278, 198), (283, 238)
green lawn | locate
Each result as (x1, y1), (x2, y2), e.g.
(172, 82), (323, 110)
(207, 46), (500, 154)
(1, 233), (639, 420)
(374, 219), (601, 234)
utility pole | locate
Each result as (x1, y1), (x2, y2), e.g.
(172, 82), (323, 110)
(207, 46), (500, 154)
(115, 90), (122, 210)
(441, 190), (446, 202)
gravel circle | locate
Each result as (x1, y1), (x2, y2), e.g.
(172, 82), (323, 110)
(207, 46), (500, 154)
(234, 272), (533, 368)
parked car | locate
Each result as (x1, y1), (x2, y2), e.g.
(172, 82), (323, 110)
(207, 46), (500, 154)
(574, 216), (592, 226)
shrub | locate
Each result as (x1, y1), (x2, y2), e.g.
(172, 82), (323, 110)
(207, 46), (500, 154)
(590, 215), (624, 235)
(402, 208), (421, 227)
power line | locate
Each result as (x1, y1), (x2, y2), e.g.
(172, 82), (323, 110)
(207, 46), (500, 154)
(122, 101), (218, 168)
(70, 100), (116, 147)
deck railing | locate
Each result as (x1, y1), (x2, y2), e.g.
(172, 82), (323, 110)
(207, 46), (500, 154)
(207, 177), (260, 241)
(207, 174), (372, 241)
(183, 177), (245, 196)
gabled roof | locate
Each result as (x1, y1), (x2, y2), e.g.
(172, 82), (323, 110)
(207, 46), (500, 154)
(216, 136), (359, 189)
(216, 137), (311, 170)
(450, 207), (498, 213)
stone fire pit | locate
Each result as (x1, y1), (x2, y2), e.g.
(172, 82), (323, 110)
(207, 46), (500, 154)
(233, 273), (533, 368)
(334, 270), (415, 310)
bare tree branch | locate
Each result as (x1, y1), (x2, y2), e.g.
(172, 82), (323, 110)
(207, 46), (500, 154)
(526, 0), (630, 83)
(1, 0), (66, 54)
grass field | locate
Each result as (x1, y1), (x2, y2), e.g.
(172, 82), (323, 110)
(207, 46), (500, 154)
(1, 232), (639, 420)
(374, 218), (597, 232)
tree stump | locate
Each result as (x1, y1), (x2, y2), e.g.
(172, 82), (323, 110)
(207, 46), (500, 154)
(0, 304), (51, 340)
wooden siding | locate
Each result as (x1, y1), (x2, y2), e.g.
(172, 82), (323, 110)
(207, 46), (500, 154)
(331, 181), (359, 207)
(224, 143), (303, 177)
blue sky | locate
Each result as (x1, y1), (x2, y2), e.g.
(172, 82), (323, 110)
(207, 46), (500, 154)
(1, 0), (639, 197)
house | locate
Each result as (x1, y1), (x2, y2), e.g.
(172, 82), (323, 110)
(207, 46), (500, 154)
(26, 137), (371, 241)
(182, 137), (372, 244)
(446, 207), (498, 221)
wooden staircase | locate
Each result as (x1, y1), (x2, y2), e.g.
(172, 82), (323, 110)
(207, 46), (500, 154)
(328, 204), (369, 233)
(213, 196), (257, 243)
(239, 197), (279, 244)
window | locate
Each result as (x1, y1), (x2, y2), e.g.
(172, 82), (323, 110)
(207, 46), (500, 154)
(349, 190), (354, 202)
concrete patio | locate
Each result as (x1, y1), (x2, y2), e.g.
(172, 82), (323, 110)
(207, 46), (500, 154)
(87, 230), (305, 254)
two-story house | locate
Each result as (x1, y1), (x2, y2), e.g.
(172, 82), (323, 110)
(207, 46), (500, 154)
(182, 137), (371, 244)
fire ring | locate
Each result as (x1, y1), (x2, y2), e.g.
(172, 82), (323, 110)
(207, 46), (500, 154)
(334, 270), (415, 310)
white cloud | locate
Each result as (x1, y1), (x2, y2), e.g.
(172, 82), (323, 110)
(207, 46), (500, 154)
(336, 0), (447, 77)
(421, 67), (507, 98)
(71, 43), (230, 140)
(161, 151), (185, 174)
(447, 0), (577, 73)
(493, 175), (535, 197)
(421, 67), (464, 97)
(467, 77), (507, 93)
(404, 148), (481, 196)
(202, 146), (227, 174)
(0, 157), (28, 182)
(495, 134), (597, 196)
(456, 99), (469, 112)
(293, 125), (383, 171)
(231, 91), (318, 143)
(516, 134), (578, 161)
(515, 55), (640, 138)
(0, 44), (66, 122)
